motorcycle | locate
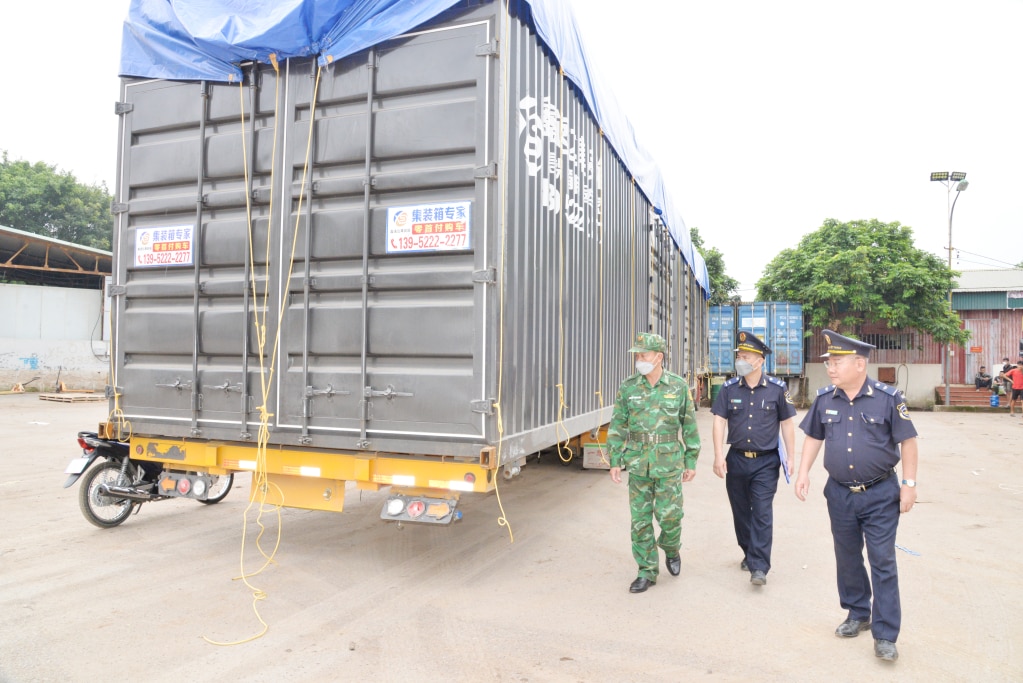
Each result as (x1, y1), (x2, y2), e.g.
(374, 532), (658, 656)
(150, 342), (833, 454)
(64, 430), (234, 528)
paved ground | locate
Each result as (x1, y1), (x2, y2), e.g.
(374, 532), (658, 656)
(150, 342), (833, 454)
(1, 394), (1021, 682)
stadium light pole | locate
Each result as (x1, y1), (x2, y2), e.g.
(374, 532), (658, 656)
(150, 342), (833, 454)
(930, 171), (969, 407)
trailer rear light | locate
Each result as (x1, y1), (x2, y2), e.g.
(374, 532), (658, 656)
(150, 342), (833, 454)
(192, 478), (207, 497)
(406, 500), (426, 519)
(464, 473), (475, 484)
(385, 498), (405, 516)
(177, 478), (191, 495)
(426, 502), (451, 518)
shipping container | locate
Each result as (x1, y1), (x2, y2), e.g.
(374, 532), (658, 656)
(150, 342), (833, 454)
(103, 0), (710, 520)
(708, 304), (736, 374)
(768, 302), (803, 376)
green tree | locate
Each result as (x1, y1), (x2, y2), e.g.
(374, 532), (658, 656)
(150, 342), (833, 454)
(690, 226), (739, 306)
(0, 151), (113, 250)
(756, 218), (969, 346)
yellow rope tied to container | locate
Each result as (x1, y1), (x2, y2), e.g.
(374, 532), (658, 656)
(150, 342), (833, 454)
(205, 55), (323, 646)
(554, 65), (572, 464)
(489, 2), (516, 542)
(595, 130), (608, 466)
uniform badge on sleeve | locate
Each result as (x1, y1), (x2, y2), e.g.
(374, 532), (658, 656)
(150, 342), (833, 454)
(784, 391), (794, 404)
(897, 402), (911, 420)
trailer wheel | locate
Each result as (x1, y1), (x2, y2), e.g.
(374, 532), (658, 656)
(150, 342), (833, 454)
(78, 461), (135, 528)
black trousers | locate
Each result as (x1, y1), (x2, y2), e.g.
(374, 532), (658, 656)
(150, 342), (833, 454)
(824, 475), (902, 642)
(725, 449), (781, 573)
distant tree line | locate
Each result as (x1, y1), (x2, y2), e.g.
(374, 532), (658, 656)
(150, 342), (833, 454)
(0, 150), (113, 251)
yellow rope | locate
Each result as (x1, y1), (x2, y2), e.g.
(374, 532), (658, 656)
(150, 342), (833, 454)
(554, 66), (572, 464)
(490, 5), (515, 542)
(595, 131), (608, 466)
(205, 56), (322, 645)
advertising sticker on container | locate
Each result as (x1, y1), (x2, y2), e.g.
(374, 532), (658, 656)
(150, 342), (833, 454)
(134, 225), (194, 268)
(386, 202), (471, 253)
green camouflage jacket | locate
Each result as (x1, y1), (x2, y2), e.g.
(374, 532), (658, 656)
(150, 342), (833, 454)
(607, 369), (701, 476)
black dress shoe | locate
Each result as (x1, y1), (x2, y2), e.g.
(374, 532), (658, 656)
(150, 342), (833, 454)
(740, 558), (749, 572)
(874, 639), (898, 661)
(629, 577), (654, 593)
(666, 555), (681, 576)
(835, 617), (871, 638)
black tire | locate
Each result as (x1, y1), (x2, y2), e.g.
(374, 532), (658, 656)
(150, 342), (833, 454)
(78, 460), (135, 528)
(198, 473), (234, 505)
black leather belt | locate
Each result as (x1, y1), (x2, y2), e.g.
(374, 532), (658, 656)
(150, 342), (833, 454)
(729, 447), (778, 459)
(838, 469), (893, 493)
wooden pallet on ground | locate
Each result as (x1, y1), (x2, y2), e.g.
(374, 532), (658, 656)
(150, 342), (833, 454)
(37, 393), (107, 403)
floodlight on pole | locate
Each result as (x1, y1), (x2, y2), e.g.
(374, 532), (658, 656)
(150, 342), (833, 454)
(930, 171), (969, 407)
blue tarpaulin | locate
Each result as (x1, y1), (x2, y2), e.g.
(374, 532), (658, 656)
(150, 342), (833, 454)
(119, 0), (709, 295)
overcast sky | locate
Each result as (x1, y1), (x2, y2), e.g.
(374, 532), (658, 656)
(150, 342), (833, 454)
(2, 0), (1019, 294)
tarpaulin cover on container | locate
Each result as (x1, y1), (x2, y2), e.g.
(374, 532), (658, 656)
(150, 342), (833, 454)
(119, 0), (709, 295)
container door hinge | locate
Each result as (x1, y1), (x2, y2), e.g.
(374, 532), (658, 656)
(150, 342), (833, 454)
(474, 162), (498, 179)
(107, 284), (126, 297)
(110, 202), (129, 215)
(472, 268), (497, 284)
(471, 399), (496, 415)
(104, 385), (123, 399)
(114, 101), (134, 115)
(476, 38), (499, 58)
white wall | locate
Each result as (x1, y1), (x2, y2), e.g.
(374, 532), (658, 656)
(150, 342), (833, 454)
(0, 283), (109, 390)
(801, 363), (942, 410)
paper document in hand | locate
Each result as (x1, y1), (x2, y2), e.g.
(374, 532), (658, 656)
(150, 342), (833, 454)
(778, 433), (790, 483)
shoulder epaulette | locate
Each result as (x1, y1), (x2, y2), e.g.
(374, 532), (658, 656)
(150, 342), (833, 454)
(723, 376), (741, 388)
(767, 376), (786, 388)
(816, 384), (835, 396)
(873, 380), (899, 396)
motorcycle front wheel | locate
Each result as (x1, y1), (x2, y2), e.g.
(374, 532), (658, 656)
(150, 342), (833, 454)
(198, 473), (234, 505)
(79, 461), (135, 528)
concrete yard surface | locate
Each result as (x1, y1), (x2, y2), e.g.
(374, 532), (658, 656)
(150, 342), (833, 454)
(0, 394), (1020, 682)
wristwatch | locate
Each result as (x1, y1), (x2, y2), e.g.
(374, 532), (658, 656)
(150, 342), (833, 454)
(901, 479), (917, 488)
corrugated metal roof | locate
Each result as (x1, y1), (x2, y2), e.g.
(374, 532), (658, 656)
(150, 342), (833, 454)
(953, 269), (1023, 293)
(0, 224), (111, 289)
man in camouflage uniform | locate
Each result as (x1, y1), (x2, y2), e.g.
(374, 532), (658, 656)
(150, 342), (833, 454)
(608, 333), (701, 593)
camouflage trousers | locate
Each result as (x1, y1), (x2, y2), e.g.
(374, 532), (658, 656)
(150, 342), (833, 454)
(627, 471), (684, 580)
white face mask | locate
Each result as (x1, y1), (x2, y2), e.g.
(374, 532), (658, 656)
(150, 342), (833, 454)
(636, 360), (656, 375)
(735, 358), (757, 376)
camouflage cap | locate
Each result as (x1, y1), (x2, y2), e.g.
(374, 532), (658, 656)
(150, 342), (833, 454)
(628, 332), (666, 353)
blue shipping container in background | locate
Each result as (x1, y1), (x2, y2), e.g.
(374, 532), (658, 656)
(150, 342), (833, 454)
(737, 302), (804, 376)
(708, 305), (736, 374)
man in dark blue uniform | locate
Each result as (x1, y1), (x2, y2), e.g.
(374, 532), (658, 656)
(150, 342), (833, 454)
(795, 329), (919, 663)
(711, 330), (797, 586)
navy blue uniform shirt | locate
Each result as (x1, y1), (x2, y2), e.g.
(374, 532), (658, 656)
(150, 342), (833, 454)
(799, 377), (917, 484)
(711, 374), (797, 451)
